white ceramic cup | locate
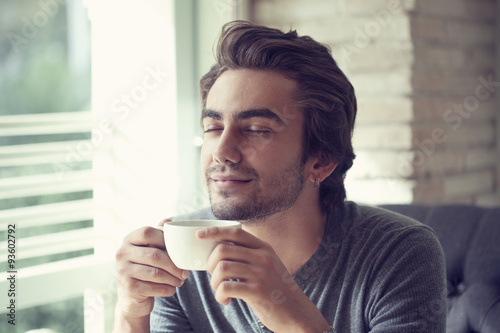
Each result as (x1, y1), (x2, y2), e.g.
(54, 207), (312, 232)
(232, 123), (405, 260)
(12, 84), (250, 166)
(162, 220), (241, 271)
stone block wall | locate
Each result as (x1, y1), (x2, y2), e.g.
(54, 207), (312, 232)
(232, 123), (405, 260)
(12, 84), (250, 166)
(409, 0), (498, 205)
(251, 0), (499, 206)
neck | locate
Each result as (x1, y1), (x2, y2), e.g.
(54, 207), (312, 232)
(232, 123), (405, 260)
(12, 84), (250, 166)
(241, 196), (328, 276)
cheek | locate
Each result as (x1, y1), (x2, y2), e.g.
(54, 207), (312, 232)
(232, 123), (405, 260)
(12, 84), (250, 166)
(200, 143), (212, 166)
(237, 134), (278, 159)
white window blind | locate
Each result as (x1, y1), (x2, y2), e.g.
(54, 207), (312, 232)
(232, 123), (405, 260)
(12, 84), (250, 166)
(0, 111), (95, 262)
(0, 110), (97, 267)
(0, 1), (113, 332)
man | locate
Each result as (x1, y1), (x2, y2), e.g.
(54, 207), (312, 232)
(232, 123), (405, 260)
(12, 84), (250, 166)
(114, 21), (446, 332)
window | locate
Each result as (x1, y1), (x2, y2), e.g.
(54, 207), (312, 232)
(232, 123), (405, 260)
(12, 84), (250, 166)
(0, 1), (93, 331)
(0, 1), (247, 331)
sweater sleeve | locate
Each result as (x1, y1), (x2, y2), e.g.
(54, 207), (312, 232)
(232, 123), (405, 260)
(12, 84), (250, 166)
(365, 225), (447, 333)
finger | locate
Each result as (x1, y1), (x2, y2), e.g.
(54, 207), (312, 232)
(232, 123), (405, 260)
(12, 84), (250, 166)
(197, 226), (264, 249)
(119, 276), (179, 299)
(214, 280), (257, 306)
(125, 226), (166, 249)
(209, 260), (256, 292)
(116, 241), (188, 281)
(123, 261), (186, 288)
(207, 242), (251, 273)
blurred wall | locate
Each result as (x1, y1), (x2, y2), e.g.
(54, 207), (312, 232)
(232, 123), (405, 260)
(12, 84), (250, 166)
(251, 0), (500, 206)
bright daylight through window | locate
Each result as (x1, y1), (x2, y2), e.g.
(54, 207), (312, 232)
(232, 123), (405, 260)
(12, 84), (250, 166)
(1, 0), (91, 331)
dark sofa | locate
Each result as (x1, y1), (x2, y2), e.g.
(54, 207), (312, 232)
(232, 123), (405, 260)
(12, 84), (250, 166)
(381, 204), (500, 333)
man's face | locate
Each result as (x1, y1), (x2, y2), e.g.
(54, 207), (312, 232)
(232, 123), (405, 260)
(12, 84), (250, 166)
(201, 69), (311, 223)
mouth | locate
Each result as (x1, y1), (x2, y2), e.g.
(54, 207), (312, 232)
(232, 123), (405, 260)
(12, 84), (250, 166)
(209, 176), (253, 189)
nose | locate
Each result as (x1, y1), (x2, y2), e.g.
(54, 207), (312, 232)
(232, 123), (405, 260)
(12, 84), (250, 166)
(212, 128), (242, 165)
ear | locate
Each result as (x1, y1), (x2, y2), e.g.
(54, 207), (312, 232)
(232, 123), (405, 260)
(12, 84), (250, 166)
(307, 153), (338, 185)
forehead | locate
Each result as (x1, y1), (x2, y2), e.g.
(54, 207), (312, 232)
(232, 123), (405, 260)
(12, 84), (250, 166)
(205, 69), (301, 121)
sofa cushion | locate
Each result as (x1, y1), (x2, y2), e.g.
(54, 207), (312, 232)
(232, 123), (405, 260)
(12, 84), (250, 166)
(380, 204), (500, 333)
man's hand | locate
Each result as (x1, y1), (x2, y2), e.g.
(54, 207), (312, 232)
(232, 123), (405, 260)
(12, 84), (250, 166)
(198, 227), (331, 333)
(114, 219), (189, 332)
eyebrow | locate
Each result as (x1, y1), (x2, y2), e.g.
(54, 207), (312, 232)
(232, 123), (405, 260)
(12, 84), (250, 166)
(201, 108), (286, 126)
(201, 109), (223, 121)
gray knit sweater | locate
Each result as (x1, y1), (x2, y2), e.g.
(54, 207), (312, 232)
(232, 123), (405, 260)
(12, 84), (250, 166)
(151, 201), (446, 332)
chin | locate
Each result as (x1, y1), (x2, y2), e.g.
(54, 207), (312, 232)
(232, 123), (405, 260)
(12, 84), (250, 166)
(210, 199), (278, 225)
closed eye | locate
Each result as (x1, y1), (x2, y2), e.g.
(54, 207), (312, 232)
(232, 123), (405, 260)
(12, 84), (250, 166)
(204, 128), (223, 133)
(245, 129), (271, 134)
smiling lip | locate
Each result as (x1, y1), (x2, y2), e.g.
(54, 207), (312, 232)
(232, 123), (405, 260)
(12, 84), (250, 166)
(210, 176), (253, 189)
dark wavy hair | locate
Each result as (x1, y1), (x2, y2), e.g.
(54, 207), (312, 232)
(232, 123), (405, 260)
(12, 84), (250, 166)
(200, 21), (357, 212)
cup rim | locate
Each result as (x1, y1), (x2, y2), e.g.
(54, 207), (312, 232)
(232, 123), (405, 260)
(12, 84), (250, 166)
(164, 219), (241, 228)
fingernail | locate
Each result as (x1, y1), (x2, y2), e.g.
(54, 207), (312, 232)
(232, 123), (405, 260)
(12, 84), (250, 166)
(182, 270), (189, 279)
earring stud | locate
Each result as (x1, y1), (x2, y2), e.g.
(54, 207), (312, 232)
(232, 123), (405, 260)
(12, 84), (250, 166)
(313, 176), (320, 190)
